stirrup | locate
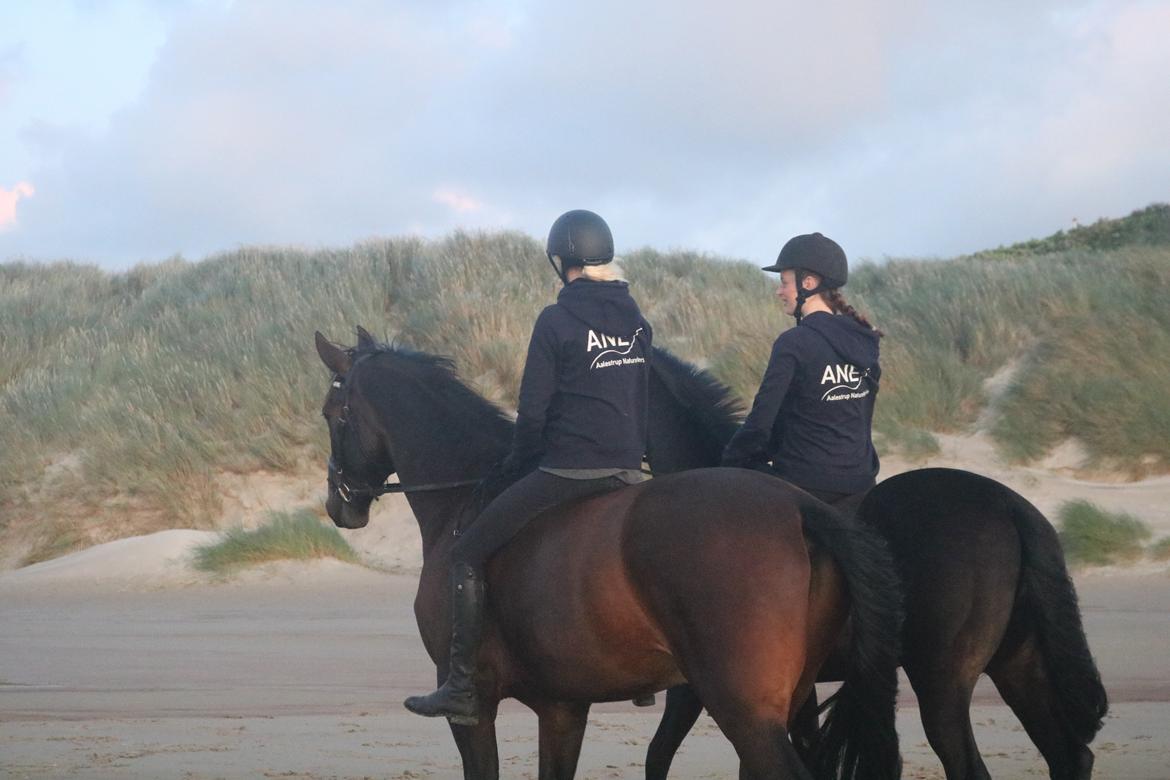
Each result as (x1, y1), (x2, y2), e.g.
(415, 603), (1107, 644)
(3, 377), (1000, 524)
(632, 693), (656, 707)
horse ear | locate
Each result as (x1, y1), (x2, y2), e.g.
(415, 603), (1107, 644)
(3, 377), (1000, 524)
(315, 331), (352, 375)
(355, 325), (376, 350)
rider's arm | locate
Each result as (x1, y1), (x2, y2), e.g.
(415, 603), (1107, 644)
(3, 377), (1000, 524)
(721, 337), (797, 467)
(506, 309), (559, 472)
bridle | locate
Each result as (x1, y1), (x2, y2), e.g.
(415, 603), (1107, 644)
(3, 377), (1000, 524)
(327, 454), (481, 503)
(326, 367), (481, 504)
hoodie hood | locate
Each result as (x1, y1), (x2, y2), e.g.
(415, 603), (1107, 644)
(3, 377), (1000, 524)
(800, 311), (880, 370)
(556, 279), (644, 334)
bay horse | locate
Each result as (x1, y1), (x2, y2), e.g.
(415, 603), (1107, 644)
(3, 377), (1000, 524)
(315, 328), (904, 780)
(642, 347), (1108, 780)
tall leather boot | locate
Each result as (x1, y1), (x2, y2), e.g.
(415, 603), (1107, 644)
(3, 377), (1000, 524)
(403, 563), (483, 725)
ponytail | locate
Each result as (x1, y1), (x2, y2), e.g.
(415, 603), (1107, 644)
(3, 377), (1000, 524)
(825, 289), (882, 337)
(579, 262), (624, 282)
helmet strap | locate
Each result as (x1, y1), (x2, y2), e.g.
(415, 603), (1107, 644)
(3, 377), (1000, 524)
(547, 253), (569, 285)
(794, 270), (808, 325)
(793, 269), (827, 325)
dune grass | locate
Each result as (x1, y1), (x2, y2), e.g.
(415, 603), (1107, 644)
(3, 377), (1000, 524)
(875, 427), (941, 462)
(1057, 499), (1152, 567)
(1149, 538), (1170, 562)
(970, 203), (1170, 260)
(192, 509), (358, 573)
(3, 205), (1169, 560)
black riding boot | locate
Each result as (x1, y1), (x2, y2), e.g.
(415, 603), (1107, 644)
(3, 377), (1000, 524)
(403, 564), (483, 725)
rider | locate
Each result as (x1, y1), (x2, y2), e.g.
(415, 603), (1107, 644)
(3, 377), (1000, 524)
(721, 232), (881, 515)
(404, 209), (653, 725)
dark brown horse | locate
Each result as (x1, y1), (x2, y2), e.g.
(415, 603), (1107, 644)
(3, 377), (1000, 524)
(315, 329), (903, 780)
(642, 347), (1108, 780)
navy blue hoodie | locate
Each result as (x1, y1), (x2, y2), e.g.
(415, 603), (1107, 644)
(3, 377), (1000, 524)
(722, 311), (881, 494)
(510, 279), (652, 471)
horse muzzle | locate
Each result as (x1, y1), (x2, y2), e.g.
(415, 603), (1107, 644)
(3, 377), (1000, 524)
(325, 488), (371, 528)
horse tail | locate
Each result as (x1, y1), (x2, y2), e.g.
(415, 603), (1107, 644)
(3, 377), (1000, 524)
(801, 499), (904, 780)
(1007, 487), (1108, 743)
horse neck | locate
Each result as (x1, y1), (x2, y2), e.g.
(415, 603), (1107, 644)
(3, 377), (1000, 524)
(646, 359), (737, 473)
(359, 356), (509, 557)
(405, 491), (476, 558)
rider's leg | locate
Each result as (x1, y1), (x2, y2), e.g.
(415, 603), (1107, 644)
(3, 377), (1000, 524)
(404, 470), (623, 723)
(403, 561), (486, 724)
(802, 485), (871, 521)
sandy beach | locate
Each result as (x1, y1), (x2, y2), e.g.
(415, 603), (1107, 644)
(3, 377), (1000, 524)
(2, 538), (1169, 779)
(3, 436), (1170, 778)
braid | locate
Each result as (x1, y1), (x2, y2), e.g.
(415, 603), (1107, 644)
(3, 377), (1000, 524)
(826, 289), (882, 337)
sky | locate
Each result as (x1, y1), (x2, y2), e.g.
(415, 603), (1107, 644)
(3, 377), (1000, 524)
(1, 0), (1168, 269)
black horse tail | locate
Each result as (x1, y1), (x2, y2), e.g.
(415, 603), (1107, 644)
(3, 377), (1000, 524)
(1007, 488), (1108, 743)
(800, 499), (904, 780)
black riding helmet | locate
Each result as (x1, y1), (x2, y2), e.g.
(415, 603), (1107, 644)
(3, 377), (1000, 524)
(546, 209), (614, 284)
(761, 232), (848, 323)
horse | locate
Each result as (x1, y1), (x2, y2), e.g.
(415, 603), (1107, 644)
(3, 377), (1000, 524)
(642, 346), (1108, 780)
(314, 328), (904, 780)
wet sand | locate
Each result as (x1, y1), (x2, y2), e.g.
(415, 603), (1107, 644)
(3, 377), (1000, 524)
(2, 561), (1168, 778)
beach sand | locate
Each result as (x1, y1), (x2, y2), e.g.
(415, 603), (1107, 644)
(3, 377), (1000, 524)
(3, 439), (1170, 778)
(2, 544), (1168, 778)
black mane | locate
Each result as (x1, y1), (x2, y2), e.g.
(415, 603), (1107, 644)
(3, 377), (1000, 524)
(650, 346), (744, 447)
(352, 340), (515, 467)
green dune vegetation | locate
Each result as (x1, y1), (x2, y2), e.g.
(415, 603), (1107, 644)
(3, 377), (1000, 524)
(1057, 499), (1153, 568)
(2, 204), (1169, 564)
(192, 509), (358, 574)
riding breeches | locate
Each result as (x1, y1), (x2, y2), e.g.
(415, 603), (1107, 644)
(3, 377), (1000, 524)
(802, 485), (871, 520)
(451, 470), (625, 573)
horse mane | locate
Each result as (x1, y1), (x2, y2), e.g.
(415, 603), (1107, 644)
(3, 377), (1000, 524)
(650, 346), (745, 447)
(352, 340), (515, 463)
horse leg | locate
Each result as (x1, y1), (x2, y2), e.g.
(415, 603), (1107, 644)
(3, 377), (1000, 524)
(645, 684), (705, 780)
(787, 687), (819, 767)
(906, 664), (990, 780)
(445, 675), (500, 780)
(692, 680), (809, 780)
(706, 710), (810, 780)
(987, 632), (1094, 780)
(449, 714), (500, 780)
(534, 700), (591, 780)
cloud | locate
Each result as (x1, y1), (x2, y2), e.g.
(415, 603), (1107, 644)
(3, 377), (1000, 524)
(1, 0), (1167, 267)
(433, 188), (482, 213)
(0, 181), (35, 230)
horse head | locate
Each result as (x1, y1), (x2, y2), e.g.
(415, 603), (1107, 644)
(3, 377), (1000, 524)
(315, 329), (394, 529)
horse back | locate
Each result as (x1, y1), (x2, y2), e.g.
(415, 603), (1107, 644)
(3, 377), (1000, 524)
(488, 468), (823, 703)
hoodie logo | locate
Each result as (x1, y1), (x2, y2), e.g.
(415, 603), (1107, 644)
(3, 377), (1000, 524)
(820, 363), (870, 401)
(588, 327), (645, 369)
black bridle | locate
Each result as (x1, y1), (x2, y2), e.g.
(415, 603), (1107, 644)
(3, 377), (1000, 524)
(327, 455), (481, 503)
(326, 370), (482, 504)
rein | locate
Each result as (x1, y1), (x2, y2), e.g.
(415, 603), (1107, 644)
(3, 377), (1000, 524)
(328, 455), (482, 503)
